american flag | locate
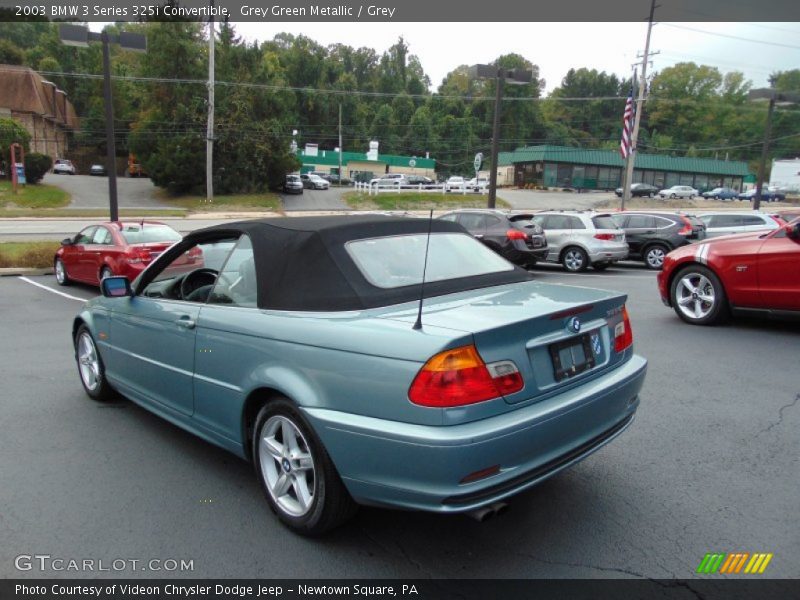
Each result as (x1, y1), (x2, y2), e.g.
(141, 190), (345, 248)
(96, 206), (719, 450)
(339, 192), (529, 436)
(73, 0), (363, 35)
(620, 79), (635, 159)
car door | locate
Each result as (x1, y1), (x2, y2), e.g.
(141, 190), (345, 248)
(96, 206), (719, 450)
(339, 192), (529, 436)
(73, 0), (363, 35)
(535, 214), (571, 261)
(455, 213), (488, 242)
(70, 226), (97, 282)
(106, 235), (239, 417)
(621, 214), (655, 257)
(757, 227), (800, 310)
(87, 226), (114, 283)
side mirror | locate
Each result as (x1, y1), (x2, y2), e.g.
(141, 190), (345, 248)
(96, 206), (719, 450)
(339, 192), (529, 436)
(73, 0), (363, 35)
(787, 223), (800, 241)
(61, 237), (73, 246)
(101, 276), (132, 298)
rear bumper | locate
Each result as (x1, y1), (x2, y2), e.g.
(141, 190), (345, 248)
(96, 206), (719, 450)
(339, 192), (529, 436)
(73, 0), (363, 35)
(303, 354), (647, 513)
(587, 245), (629, 263)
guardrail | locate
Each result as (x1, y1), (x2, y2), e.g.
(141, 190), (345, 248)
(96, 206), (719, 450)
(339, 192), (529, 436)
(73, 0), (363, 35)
(353, 181), (488, 196)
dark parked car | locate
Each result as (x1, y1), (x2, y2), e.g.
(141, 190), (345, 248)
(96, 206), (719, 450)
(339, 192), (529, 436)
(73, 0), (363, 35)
(702, 187), (737, 200)
(439, 209), (548, 267)
(737, 188), (785, 202)
(407, 175), (435, 188)
(283, 174), (304, 194)
(614, 183), (659, 198)
(326, 173), (352, 185)
(611, 211), (706, 269)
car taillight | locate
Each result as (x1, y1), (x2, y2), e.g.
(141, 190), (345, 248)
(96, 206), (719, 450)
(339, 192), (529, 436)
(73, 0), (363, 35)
(126, 249), (152, 264)
(614, 306), (634, 352)
(506, 229), (527, 240)
(408, 345), (523, 407)
(594, 233), (615, 240)
(678, 216), (693, 236)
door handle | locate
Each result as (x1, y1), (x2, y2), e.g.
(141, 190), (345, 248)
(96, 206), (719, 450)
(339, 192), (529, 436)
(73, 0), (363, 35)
(175, 317), (196, 329)
(645, 230), (655, 234)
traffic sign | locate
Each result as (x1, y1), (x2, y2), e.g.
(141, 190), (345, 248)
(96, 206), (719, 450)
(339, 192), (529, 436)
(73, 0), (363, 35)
(473, 152), (483, 172)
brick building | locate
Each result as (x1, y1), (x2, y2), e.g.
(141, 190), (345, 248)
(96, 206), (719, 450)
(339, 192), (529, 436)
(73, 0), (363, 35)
(0, 65), (79, 160)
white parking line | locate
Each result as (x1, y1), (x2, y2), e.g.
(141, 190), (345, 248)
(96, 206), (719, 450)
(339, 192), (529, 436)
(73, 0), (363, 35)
(18, 276), (87, 302)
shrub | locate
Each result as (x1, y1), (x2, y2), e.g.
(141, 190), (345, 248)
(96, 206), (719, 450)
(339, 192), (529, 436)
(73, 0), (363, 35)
(24, 153), (53, 184)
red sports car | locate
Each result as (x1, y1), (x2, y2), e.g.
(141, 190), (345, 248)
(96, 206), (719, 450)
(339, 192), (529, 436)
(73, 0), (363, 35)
(657, 218), (800, 325)
(54, 221), (186, 287)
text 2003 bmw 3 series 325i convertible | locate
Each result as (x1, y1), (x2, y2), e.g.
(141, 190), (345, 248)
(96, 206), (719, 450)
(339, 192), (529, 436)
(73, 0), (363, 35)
(73, 216), (647, 535)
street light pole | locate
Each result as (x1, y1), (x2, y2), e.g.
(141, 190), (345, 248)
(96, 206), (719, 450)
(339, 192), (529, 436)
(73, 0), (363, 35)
(753, 96), (776, 212)
(488, 68), (504, 209)
(100, 32), (119, 222)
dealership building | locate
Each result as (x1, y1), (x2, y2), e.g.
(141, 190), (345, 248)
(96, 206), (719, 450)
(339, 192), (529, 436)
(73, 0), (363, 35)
(492, 144), (750, 192)
(298, 142), (435, 181)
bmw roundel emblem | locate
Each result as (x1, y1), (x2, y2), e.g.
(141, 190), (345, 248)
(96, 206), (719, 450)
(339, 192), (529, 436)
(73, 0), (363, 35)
(567, 317), (581, 333)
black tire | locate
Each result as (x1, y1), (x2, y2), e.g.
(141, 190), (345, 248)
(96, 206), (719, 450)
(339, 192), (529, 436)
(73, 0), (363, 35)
(74, 325), (116, 401)
(648, 192), (655, 198)
(643, 244), (669, 270)
(561, 246), (589, 272)
(689, 195), (695, 200)
(54, 258), (71, 286)
(100, 266), (113, 281)
(669, 265), (729, 326)
(670, 193), (676, 199)
(252, 398), (357, 536)
(592, 262), (610, 271)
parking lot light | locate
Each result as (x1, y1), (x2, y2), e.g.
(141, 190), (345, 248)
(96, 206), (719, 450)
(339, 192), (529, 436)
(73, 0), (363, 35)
(469, 64), (533, 209)
(747, 88), (800, 211)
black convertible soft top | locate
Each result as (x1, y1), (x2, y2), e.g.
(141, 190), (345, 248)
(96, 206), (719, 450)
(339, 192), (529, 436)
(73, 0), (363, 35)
(184, 215), (532, 311)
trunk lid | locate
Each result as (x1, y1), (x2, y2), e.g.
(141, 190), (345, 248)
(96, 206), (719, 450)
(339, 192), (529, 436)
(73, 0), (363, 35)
(378, 280), (630, 407)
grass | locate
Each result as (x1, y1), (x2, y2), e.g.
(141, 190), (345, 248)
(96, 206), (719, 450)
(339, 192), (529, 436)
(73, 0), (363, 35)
(0, 241), (60, 269)
(0, 181), (70, 209)
(0, 208), (187, 218)
(343, 191), (511, 211)
(155, 191), (283, 213)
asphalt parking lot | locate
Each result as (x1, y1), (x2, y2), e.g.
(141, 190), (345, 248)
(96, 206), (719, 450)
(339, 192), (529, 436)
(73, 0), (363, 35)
(1, 264), (798, 580)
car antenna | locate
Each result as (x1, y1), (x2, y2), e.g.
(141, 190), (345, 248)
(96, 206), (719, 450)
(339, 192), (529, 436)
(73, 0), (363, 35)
(413, 209), (434, 331)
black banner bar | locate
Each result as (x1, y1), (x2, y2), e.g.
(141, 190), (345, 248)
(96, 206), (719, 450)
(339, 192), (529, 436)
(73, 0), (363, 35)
(2, 0), (800, 22)
(3, 579), (800, 600)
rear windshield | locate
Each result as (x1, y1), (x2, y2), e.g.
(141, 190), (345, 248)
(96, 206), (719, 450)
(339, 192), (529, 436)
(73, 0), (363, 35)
(592, 216), (618, 230)
(119, 224), (182, 244)
(346, 232), (514, 289)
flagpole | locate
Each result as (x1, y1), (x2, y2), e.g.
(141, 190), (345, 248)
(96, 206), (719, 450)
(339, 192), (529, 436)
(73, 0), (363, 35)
(622, 0), (657, 211)
(620, 69), (636, 212)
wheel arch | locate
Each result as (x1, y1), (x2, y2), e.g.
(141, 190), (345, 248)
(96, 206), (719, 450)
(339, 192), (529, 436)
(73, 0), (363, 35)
(667, 260), (729, 306)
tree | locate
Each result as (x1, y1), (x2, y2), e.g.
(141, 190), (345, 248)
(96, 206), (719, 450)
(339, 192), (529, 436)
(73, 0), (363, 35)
(0, 118), (31, 158)
(0, 39), (24, 65)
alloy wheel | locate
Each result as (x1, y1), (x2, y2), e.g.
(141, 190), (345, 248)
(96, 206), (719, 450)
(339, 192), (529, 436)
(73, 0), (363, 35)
(645, 247), (666, 269)
(55, 260), (66, 284)
(259, 415), (316, 517)
(563, 249), (586, 272)
(675, 272), (716, 320)
(77, 332), (101, 392)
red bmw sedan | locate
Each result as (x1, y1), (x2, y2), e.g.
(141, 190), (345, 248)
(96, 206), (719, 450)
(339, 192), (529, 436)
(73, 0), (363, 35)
(657, 218), (800, 325)
(54, 221), (185, 287)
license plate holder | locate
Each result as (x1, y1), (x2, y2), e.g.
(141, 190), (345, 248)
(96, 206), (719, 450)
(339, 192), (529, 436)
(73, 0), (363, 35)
(550, 333), (596, 382)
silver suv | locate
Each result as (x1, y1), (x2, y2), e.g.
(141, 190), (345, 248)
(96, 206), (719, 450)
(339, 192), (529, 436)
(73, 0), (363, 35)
(531, 211), (629, 272)
(697, 211), (783, 238)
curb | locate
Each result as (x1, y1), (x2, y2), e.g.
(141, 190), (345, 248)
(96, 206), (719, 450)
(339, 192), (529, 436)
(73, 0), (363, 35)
(0, 267), (53, 277)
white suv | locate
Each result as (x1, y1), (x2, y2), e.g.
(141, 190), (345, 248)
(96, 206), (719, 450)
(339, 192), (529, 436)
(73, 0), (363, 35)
(531, 211), (629, 272)
(697, 212), (784, 238)
(53, 159), (76, 175)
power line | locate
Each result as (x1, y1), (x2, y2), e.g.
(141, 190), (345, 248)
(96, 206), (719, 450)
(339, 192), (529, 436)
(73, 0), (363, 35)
(661, 24), (800, 51)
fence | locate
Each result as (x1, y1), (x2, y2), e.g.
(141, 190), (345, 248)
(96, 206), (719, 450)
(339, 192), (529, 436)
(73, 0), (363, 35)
(353, 181), (488, 196)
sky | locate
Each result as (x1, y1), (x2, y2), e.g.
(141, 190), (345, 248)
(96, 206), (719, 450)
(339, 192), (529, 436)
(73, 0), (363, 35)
(227, 22), (800, 93)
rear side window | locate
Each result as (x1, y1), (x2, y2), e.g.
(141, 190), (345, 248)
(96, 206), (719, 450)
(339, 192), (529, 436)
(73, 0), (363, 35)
(591, 216), (618, 229)
(625, 215), (655, 229)
(654, 216), (675, 228)
(709, 215), (742, 227)
(457, 213), (488, 231)
(567, 216), (586, 229)
(741, 215), (768, 226)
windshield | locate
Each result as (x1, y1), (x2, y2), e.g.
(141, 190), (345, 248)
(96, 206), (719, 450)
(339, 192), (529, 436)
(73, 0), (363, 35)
(119, 224), (182, 244)
(346, 232), (514, 289)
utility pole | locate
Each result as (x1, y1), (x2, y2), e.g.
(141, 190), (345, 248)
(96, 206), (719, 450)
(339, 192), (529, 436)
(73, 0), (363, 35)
(338, 103), (343, 186)
(101, 32), (119, 222)
(488, 68), (504, 209)
(206, 0), (215, 203)
(622, 0), (657, 210)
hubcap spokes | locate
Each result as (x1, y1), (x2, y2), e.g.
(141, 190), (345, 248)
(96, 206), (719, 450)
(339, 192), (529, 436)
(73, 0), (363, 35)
(260, 416), (315, 516)
(676, 274), (715, 319)
(648, 249), (665, 268)
(77, 334), (100, 391)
